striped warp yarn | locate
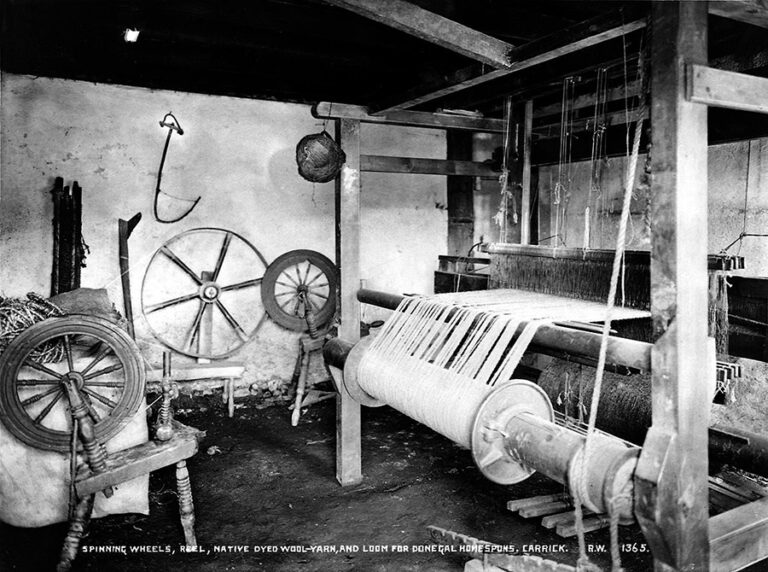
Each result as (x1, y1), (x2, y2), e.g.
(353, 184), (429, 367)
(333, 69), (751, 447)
(356, 294), (545, 447)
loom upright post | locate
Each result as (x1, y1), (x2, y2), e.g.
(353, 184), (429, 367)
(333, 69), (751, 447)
(635, 2), (711, 570)
(335, 118), (363, 486)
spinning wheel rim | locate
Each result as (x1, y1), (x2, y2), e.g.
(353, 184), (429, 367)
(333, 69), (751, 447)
(261, 249), (337, 331)
(0, 315), (145, 452)
(141, 227), (269, 359)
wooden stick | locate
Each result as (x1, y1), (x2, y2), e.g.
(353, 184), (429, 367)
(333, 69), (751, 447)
(118, 213), (142, 339)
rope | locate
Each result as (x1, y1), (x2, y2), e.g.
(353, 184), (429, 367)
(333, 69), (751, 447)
(571, 114), (644, 572)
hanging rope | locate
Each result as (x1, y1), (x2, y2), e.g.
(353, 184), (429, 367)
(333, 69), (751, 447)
(571, 114), (644, 572)
(584, 68), (608, 251)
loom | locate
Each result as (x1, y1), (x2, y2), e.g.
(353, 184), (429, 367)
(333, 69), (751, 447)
(326, 287), (767, 518)
(325, 288), (655, 520)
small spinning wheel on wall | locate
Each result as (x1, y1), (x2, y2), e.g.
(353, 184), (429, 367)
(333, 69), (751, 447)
(0, 315), (145, 452)
(141, 227), (269, 359)
(261, 249), (337, 332)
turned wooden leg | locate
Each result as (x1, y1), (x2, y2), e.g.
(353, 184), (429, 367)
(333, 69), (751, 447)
(57, 494), (94, 572)
(176, 460), (197, 546)
(292, 346), (311, 427)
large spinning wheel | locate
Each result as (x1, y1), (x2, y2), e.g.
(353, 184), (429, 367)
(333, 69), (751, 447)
(141, 228), (269, 359)
(0, 315), (145, 452)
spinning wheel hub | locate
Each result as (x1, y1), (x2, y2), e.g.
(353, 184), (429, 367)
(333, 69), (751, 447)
(199, 282), (220, 303)
(63, 371), (86, 389)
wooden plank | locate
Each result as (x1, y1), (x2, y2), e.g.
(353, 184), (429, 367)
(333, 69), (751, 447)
(507, 493), (567, 512)
(371, 14), (646, 113)
(634, 2), (711, 570)
(312, 102), (504, 133)
(360, 154), (496, 177)
(335, 118), (363, 486)
(145, 361), (245, 383)
(710, 497), (768, 572)
(688, 64), (768, 115)
(321, 0), (514, 69)
(709, 0), (768, 30)
(520, 100), (533, 245)
(76, 423), (202, 497)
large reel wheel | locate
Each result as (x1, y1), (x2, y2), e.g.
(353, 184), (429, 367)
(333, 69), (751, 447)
(141, 227), (269, 359)
(0, 315), (145, 452)
(261, 249), (337, 331)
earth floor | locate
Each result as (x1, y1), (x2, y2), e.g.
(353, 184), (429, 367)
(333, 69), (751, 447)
(0, 395), (746, 571)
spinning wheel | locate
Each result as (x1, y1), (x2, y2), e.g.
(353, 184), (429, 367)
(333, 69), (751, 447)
(141, 228), (269, 359)
(261, 249), (337, 331)
(0, 315), (145, 452)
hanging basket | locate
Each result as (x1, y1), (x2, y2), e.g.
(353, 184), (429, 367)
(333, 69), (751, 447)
(295, 131), (346, 183)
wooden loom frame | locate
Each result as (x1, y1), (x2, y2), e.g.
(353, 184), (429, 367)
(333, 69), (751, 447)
(323, 2), (768, 570)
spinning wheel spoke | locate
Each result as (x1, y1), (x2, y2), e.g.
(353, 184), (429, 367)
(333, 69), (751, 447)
(23, 359), (64, 380)
(308, 291), (329, 301)
(301, 262), (312, 285)
(184, 302), (207, 350)
(21, 386), (61, 407)
(82, 363), (123, 381)
(274, 291), (295, 298)
(160, 247), (202, 285)
(215, 301), (249, 341)
(309, 282), (329, 290)
(220, 277), (262, 292)
(292, 298), (303, 316)
(63, 335), (74, 371)
(294, 266), (303, 286)
(34, 391), (64, 424)
(212, 232), (233, 282)
(278, 296), (298, 311)
(82, 387), (118, 409)
(276, 279), (297, 289)
(84, 380), (126, 388)
(280, 272), (300, 287)
(80, 344), (111, 376)
(145, 292), (199, 314)
(16, 379), (59, 386)
(305, 272), (325, 287)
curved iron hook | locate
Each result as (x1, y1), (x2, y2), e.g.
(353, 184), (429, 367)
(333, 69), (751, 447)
(154, 112), (201, 224)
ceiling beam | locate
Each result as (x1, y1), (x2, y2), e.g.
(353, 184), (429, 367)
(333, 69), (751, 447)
(312, 102), (504, 132)
(320, 0), (515, 68)
(709, 0), (768, 29)
(369, 12), (647, 114)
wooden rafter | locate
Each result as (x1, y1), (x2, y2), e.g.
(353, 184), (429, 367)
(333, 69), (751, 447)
(312, 102), (504, 133)
(370, 12), (647, 113)
(321, 0), (515, 68)
(710, 0), (768, 29)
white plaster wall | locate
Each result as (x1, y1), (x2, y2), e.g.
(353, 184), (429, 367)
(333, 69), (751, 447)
(0, 74), (446, 390)
(358, 123), (447, 323)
